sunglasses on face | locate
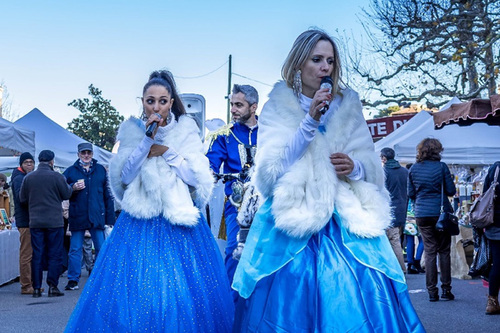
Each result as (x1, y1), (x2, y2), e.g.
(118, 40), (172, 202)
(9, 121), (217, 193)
(80, 150), (93, 156)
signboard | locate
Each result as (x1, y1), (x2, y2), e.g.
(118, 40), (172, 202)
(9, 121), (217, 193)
(366, 114), (414, 139)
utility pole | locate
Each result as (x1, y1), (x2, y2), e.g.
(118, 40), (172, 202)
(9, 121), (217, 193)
(226, 54), (232, 124)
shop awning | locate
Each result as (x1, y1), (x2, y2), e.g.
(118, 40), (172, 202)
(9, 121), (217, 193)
(433, 94), (500, 129)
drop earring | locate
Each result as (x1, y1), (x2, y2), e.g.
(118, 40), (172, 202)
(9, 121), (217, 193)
(293, 70), (302, 98)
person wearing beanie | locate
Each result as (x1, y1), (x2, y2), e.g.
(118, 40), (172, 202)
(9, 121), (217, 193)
(19, 152), (35, 166)
(62, 142), (115, 291)
(380, 147), (408, 274)
(20, 150), (72, 297)
(10, 152), (35, 294)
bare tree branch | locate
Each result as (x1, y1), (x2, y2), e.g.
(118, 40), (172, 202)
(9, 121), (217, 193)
(352, 0), (500, 109)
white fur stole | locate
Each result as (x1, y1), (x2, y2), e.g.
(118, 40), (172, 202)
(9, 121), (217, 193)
(109, 116), (214, 226)
(254, 81), (390, 238)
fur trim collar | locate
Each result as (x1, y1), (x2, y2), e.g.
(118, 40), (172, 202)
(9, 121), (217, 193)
(254, 81), (390, 238)
(109, 116), (214, 226)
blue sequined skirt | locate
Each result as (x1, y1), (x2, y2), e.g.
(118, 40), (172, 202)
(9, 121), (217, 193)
(65, 211), (234, 333)
(233, 200), (425, 333)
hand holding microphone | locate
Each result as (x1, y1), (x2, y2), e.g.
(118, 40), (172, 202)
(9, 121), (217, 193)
(319, 76), (333, 114)
(146, 113), (162, 137)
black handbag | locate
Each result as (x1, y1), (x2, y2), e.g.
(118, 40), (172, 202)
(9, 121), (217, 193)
(435, 167), (460, 235)
(468, 231), (492, 278)
(436, 211), (459, 235)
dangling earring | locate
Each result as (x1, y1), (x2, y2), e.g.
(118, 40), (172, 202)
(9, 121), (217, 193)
(293, 70), (302, 98)
(166, 112), (173, 124)
(141, 109), (147, 121)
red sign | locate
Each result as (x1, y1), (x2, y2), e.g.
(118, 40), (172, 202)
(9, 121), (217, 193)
(366, 115), (414, 139)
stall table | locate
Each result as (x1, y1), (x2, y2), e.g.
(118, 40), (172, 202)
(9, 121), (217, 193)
(0, 229), (20, 285)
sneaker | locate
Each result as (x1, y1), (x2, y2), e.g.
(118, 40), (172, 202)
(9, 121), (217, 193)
(65, 280), (79, 290)
(441, 290), (455, 301)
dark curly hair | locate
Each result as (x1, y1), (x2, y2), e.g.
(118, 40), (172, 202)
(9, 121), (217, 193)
(416, 138), (443, 162)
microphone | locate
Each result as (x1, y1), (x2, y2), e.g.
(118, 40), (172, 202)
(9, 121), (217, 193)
(145, 114), (162, 137)
(319, 76), (333, 114)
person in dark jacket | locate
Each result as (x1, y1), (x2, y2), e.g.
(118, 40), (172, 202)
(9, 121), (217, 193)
(408, 138), (456, 302)
(483, 161), (500, 314)
(381, 147), (408, 273)
(20, 150), (72, 297)
(63, 142), (115, 291)
(11, 152), (35, 294)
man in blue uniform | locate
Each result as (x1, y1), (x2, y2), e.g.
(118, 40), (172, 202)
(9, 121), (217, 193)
(206, 84), (259, 298)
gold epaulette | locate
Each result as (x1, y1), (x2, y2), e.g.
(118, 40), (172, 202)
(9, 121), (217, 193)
(206, 123), (234, 149)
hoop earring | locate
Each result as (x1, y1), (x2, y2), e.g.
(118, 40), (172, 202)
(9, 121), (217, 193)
(293, 70), (302, 98)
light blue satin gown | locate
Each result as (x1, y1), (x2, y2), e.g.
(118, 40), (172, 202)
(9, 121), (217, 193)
(232, 199), (425, 333)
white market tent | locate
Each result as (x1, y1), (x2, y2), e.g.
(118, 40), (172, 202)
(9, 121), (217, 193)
(0, 117), (36, 173)
(13, 108), (112, 170)
(375, 110), (500, 165)
(0, 117), (35, 155)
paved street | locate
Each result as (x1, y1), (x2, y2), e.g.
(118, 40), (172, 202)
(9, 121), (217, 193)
(1, 270), (499, 332)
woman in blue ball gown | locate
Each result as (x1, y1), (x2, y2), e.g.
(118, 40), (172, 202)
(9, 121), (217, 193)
(65, 70), (234, 332)
(232, 30), (425, 332)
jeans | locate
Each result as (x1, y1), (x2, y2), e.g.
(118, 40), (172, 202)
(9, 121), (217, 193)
(417, 217), (452, 294)
(68, 228), (104, 282)
(406, 234), (424, 264)
(30, 227), (64, 289)
(488, 239), (500, 297)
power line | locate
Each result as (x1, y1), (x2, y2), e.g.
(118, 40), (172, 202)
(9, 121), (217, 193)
(232, 73), (273, 87)
(174, 60), (229, 79)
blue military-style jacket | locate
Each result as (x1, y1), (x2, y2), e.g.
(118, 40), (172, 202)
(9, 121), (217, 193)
(206, 121), (258, 197)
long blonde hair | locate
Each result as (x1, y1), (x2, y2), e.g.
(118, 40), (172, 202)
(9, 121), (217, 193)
(281, 29), (343, 96)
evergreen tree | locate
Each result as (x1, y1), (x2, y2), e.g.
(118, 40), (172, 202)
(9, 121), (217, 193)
(68, 84), (123, 151)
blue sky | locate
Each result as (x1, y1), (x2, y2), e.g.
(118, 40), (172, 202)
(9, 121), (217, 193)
(1, 0), (372, 127)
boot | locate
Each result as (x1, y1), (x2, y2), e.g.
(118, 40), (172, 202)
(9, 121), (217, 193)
(486, 295), (500, 315)
(407, 263), (419, 274)
(414, 260), (425, 273)
(441, 289), (455, 301)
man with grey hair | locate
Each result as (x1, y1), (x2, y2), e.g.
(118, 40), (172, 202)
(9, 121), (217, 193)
(206, 84), (259, 302)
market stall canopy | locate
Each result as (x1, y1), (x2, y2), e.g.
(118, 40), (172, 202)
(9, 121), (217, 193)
(375, 110), (500, 165)
(14, 108), (112, 169)
(0, 117), (35, 156)
(433, 94), (500, 128)
(374, 111), (433, 151)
